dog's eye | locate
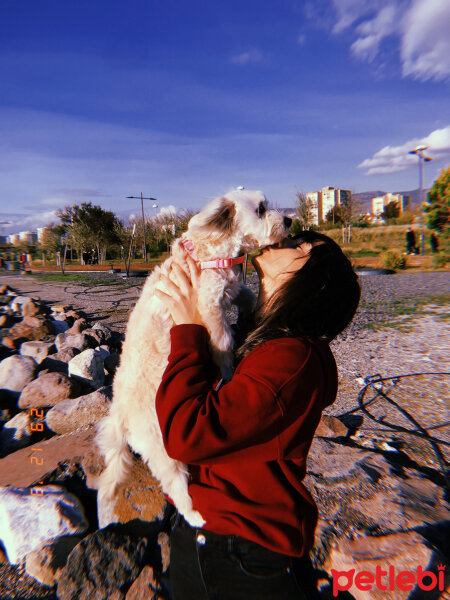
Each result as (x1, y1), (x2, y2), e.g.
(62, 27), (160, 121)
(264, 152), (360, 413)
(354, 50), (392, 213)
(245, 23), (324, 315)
(256, 202), (266, 217)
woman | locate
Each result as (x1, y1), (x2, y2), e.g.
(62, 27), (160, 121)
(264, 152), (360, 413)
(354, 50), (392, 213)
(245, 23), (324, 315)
(154, 231), (360, 600)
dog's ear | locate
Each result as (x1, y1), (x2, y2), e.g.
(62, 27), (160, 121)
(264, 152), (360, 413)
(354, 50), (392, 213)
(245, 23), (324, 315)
(204, 197), (236, 233)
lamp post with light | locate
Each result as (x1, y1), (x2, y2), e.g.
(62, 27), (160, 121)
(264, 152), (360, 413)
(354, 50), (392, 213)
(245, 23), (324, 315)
(408, 145), (433, 205)
(126, 194), (158, 263)
(408, 145), (433, 255)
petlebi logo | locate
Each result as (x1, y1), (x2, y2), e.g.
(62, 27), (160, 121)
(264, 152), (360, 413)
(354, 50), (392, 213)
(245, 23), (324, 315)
(331, 564), (446, 596)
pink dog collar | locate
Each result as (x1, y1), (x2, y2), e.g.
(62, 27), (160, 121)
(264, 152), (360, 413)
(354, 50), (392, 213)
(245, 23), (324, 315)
(181, 238), (246, 270)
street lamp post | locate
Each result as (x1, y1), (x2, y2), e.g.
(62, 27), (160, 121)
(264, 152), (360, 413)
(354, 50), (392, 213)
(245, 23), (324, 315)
(408, 146), (433, 255)
(126, 194), (158, 263)
(408, 145), (433, 206)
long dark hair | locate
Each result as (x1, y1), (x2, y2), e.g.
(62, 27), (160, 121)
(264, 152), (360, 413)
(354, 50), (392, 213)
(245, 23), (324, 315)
(236, 231), (361, 361)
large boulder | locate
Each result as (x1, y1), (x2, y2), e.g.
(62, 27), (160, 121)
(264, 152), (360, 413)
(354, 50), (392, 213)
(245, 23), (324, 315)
(8, 315), (54, 341)
(56, 530), (148, 600)
(0, 427), (98, 489)
(0, 411), (37, 455)
(125, 566), (165, 600)
(55, 332), (93, 353)
(327, 530), (446, 600)
(65, 318), (89, 335)
(0, 355), (37, 394)
(0, 485), (88, 564)
(45, 386), (112, 434)
(18, 371), (82, 409)
(20, 340), (55, 364)
(68, 348), (105, 389)
(25, 535), (84, 587)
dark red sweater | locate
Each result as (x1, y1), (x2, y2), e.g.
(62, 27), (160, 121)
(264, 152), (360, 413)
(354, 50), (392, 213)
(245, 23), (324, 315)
(155, 324), (338, 557)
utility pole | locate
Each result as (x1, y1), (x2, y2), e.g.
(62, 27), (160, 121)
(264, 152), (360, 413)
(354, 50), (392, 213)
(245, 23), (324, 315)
(126, 194), (158, 263)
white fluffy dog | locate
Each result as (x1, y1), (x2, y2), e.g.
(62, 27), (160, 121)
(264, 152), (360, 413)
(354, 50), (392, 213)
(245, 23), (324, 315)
(96, 189), (288, 527)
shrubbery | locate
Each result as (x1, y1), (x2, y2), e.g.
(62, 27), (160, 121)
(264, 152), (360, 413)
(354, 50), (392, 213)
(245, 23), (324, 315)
(379, 250), (407, 270)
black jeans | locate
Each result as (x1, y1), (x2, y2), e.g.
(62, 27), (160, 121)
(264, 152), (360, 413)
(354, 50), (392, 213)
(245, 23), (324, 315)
(169, 513), (316, 599)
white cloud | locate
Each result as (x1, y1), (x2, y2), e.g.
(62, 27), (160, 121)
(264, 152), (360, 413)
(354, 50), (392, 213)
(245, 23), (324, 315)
(2, 209), (60, 234)
(321, 0), (450, 81)
(358, 125), (450, 174)
(401, 0), (450, 81)
(230, 48), (265, 66)
(350, 4), (398, 62)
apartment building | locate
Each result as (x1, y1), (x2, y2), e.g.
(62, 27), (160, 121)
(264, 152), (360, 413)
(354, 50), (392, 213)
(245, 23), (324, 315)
(306, 186), (352, 223)
(371, 193), (410, 216)
(304, 191), (322, 225)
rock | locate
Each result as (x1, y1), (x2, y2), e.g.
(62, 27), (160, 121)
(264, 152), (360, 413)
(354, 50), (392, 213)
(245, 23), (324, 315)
(45, 386), (112, 434)
(307, 438), (371, 479)
(2, 334), (27, 350)
(53, 347), (81, 362)
(9, 296), (36, 313)
(0, 315), (9, 327)
(51, 304), (72, 313)
(327, 530), (446, 600)
(53, 312), (70, 322)
(55, 332), (93, 353)
(81, 328), (103, 346)
(0, 411), (36, 455)
(68, 348), (105, 389)
(66, 318), (88, 335)
(0, 485), (88, 564)
(92, 322), (113, 343)
(18, 372), (81, 409)
(125, 565), (164, 600)
(20, 340), (55, 364)
(25, 535), (84, 587)
(0, 427), (98, 488)
(38, 355), (70, 375)
(9, 315), (55, 340)
(56, 530), (147, 600)
(316, 415), (349, 438)
(66, 309), (87, 320)
(97, 458), (167, 529)
(0, 355), (37, 394)
(22, 300), (47, 318)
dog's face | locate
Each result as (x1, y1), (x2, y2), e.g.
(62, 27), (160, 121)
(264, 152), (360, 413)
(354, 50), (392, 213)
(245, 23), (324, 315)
(187, 190), (289, 256)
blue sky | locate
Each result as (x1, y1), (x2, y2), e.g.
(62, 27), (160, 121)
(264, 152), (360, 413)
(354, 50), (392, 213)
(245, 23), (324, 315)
(1, 0), (449, 233)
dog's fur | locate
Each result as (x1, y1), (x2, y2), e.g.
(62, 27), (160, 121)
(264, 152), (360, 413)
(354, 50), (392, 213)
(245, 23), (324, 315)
(96, 190), (288, 527)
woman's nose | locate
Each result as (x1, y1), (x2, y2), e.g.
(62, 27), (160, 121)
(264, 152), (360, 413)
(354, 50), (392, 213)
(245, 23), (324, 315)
(283, 216), (292, 228)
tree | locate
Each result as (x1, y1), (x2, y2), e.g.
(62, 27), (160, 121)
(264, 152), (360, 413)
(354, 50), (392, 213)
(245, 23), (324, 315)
(295, 191), (315, 229)
(381, 201), (400, 221)
(57, 202), (123, 264)
(39, 224), (65, 259)
(424, 166), (450, 232)
(325, 206), (344, 225)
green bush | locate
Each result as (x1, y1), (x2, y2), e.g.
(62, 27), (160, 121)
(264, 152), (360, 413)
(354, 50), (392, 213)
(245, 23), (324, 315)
(432, 253), (449, 268)
(379, 251), (407, 270)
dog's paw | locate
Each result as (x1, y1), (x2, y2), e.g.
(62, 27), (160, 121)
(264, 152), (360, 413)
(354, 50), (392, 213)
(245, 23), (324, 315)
(184, 509), (206, 528)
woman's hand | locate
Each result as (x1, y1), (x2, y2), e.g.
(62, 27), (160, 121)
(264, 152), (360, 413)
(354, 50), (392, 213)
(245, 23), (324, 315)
(155, 255), (204, 326)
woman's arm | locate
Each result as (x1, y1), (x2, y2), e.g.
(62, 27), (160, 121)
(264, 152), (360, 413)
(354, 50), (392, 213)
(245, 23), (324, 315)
(155, 324), (289, 465)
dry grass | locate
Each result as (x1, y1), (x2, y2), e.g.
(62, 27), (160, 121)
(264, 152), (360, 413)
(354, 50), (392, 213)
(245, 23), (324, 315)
(322, 224), (449, 269)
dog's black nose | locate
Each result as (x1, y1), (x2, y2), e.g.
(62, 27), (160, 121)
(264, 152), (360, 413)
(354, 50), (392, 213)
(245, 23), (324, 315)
(283, 216), (292, 229)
